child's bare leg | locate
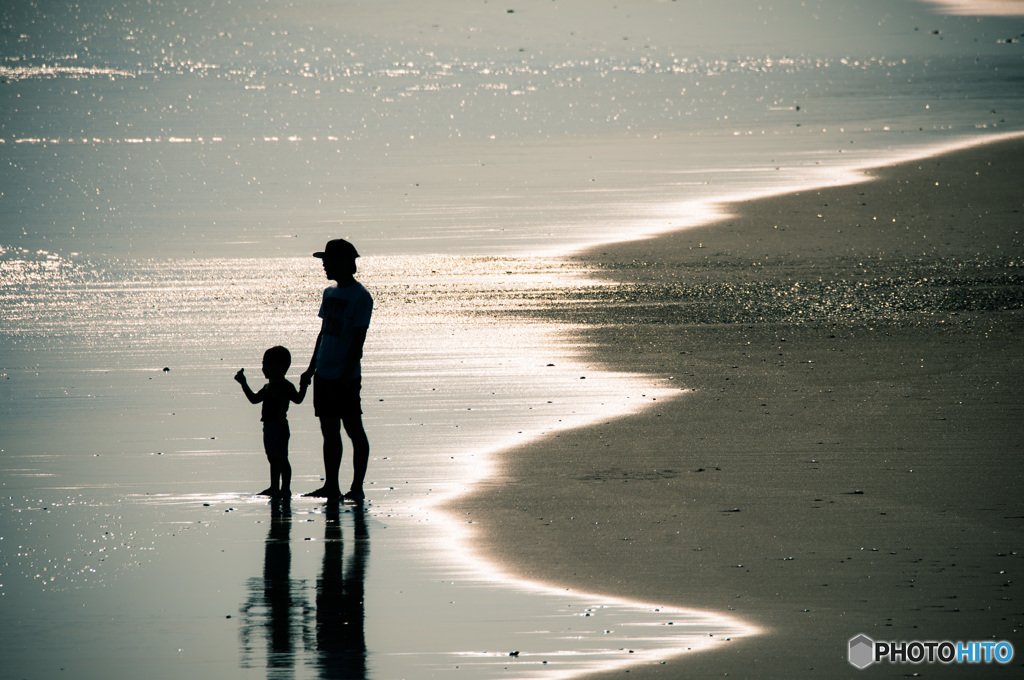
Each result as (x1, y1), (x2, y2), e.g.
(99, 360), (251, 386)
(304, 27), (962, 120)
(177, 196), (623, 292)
(259, 469), (278, 496)
(261, 426), (288, 496)
(260, 452), (278, 496)
(278, 454), (292, 497)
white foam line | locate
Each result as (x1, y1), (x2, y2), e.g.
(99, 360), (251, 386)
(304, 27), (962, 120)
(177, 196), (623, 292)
(553, 131), (1024, 258)
(411, 129), (1024, 676)
(404, 372), (760, 678)
(917, 0), (1024, 16)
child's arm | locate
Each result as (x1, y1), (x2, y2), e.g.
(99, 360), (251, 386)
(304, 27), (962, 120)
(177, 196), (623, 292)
(234, 369), (262, 404)
(293, 373), (310, 404)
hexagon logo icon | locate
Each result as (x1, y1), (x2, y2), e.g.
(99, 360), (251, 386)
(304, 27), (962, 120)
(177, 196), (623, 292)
(849, 634), (875, 669)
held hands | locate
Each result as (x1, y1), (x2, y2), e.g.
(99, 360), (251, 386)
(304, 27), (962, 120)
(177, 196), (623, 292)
(300, 369), (314, 387)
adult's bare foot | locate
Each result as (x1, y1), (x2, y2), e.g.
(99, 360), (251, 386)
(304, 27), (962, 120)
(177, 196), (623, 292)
(303, 486), (341, 499)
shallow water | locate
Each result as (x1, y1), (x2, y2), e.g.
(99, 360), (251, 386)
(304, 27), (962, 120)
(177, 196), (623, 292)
(0, 252), (756, 678)
(2, 1), (1023, 259)
(0, 493), (747, 680)
(2, 1), (1024, 677)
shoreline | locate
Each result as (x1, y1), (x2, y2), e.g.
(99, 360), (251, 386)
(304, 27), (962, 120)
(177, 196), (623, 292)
(449, 136), (1024, 678)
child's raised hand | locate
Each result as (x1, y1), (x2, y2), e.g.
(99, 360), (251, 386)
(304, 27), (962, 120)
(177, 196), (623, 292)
(234, 368), (246, 383)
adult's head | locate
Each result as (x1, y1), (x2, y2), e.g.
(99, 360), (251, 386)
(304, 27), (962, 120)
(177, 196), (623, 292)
(313, 239), (359, 280)
(313, 239), (359, 261)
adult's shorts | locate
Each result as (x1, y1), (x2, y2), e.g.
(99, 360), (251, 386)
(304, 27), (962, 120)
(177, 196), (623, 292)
(313, 375), (363, 419)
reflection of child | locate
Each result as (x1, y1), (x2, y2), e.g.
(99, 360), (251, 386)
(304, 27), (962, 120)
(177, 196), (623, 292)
(235, 346), (310, 498)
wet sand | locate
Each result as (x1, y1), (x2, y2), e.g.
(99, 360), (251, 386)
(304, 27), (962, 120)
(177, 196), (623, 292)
(452, 136), (1024, 678)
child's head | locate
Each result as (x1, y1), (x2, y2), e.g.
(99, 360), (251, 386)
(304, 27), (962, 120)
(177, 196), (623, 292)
(261, 345), (291, 379)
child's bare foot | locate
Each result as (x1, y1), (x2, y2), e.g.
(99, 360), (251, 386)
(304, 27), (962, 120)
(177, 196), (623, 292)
(343, 489), (365, 503)
(258, 487), (278, 496)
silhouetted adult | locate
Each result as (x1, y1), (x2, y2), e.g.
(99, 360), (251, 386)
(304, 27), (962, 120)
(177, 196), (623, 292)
(301, 239), (373, 502)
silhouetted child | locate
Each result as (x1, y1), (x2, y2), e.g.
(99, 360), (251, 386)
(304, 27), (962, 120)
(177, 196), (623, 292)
(235, 346), (310, 498)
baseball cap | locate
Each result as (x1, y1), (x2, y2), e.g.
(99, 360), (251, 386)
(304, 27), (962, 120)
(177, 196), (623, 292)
(313, 239), (360, 260)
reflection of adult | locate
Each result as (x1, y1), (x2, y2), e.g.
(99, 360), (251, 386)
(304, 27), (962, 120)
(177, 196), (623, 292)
(302, 239), (373, 502)
(317, 502), (369, 677)
(238, 501), (369, 677)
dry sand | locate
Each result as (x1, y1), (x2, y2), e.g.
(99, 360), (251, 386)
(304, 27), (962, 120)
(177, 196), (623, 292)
(451, 137), (1024, 678)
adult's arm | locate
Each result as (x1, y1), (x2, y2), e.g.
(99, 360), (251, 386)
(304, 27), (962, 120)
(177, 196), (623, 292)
(342, 327), (368, 381)
(302, 330), (323, 383)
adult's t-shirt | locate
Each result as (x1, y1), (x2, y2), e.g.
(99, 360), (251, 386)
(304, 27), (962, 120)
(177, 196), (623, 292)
(315, 281), (373, 380)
